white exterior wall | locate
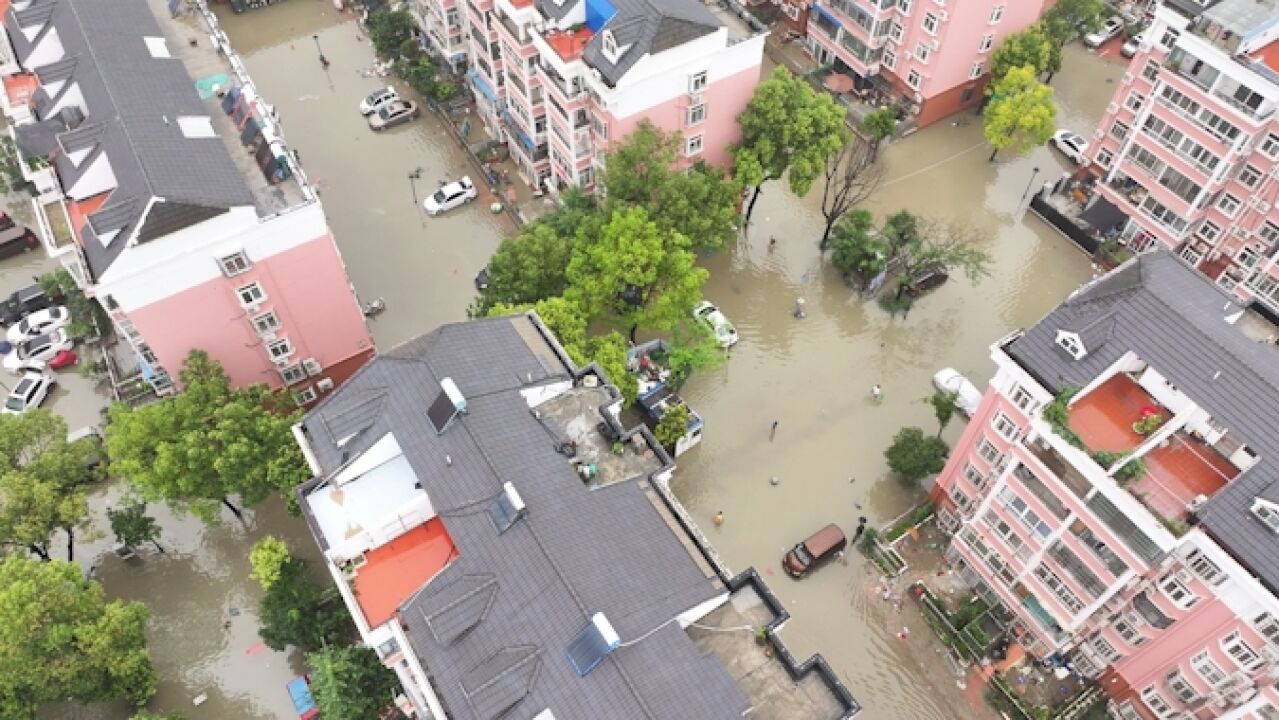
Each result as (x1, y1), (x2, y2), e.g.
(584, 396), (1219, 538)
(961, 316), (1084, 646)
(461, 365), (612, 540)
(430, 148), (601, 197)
(65, 153), (117, 200)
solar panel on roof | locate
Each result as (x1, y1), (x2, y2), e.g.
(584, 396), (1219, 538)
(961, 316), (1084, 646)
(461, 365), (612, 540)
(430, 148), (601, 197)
(565, 612), (620, 677)
(427, 377), (468, 434)
(487, 482), (526, 534)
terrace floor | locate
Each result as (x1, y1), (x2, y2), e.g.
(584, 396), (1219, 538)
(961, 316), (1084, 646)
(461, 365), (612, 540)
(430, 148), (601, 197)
(1132, 434), (1237, 521)
(2, 73), (36, 109)
(545, 27), (593, 62)
(352, 520), (457, 627)
(1068, 374), (1164, 453)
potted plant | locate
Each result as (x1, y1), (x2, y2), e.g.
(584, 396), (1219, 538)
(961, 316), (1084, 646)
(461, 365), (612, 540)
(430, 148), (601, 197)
(1133, 408), (1163, 436)
(754, 626), (768, 646)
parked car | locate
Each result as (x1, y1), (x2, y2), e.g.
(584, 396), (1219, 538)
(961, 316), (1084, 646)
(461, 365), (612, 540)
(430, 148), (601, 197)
(2, 370), (55, 415)
(932, 367), (983, 417)
(1050, 130), (1090, 164)
(4, 329), (72, 373)
(367, 99), (419, 131)
(0, 223), (39, 261)
(782, 524), (847, 578)
(475, 266), (490, 291)
(286, 675), (319, 720)
(903, 263), (949, 297)
(1121, 34), (1143, 58)
(1084, 16), (1124, 48)
(692, 300), (739, 348)
(0, 283), (56, 326)
(358, 86), (399, 115)
(20, 349), (78, 372)
(7, 306), (70, 343)
(423, 176), (478, 216)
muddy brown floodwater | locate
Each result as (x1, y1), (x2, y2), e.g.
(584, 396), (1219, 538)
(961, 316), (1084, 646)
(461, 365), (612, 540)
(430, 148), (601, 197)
(48, 3), (1125, 715)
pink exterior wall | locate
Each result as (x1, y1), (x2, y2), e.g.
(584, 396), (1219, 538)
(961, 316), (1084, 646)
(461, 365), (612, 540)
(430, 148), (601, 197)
(125, 232), (373, 391)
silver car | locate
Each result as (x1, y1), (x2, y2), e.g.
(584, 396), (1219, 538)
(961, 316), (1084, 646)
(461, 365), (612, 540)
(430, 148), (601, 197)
(367, 100), (419, 131)
(2, 370), (55, 415)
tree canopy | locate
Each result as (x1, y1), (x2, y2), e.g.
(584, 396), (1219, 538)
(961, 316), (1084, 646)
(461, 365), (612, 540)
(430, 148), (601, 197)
(989, 25), (1057, 87)
(258, 554), (350, 652)
(829, 209), (887, 284)
(0, 410), (98, 562)
(817, 134), (882, 249)
(1042, 0), (1105, 45)
(654, 404), (691, 451)
(366, 9), (417, 59)
(474, 223), (576, 314)
(106, 351), (310, 523)
(249, 536), (292, 590)
(983, 66), (1056, 161)
(884, 427), (949, 484)
(0, 556), (154, 717)
(309, 646), (400, 720)
(925, 391), (960, 438)
(861, 108), (898, 161)
(107, 502), (164, 554)
(735, 67), (847, 221)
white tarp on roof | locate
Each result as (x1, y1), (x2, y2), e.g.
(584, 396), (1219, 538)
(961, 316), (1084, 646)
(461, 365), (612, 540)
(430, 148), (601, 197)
(307, 433), (423, 548)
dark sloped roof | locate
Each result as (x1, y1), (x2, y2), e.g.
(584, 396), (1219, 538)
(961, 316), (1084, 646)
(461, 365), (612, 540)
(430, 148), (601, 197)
(300, 315), (750, 720)
(135, 202), (229, 243)
(1006, 250), (1279, 590)
(580, 0), (720, 85)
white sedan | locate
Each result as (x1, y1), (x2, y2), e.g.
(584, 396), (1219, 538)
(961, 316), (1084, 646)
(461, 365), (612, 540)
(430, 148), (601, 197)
(359, 86), (399, 115)
(932, 368), (983, 418)
(693, 300), (739, 348)
(1084, 16), (1125, 48)
(7, 305), (69, 343)
(2, 370), (55, 415)
(1051, 130), (1090, 165)
(4, 329), (72, 374)
(423, 177), (478, 216)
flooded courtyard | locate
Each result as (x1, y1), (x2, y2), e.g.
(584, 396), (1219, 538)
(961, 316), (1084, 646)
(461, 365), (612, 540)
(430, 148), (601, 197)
(41, 2), (1128, 716)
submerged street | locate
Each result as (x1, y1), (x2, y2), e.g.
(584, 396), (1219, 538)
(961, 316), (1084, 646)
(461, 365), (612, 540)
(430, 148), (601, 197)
(45, 2), (1124, 716)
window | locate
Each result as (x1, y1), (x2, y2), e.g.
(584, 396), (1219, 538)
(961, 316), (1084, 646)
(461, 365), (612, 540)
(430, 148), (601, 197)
(978, 33), (993, 52)
(1159, 27), (1179, 49)
(1140, 686), (1173, 717)
(969, 62), (983, 80)
(279, 363), (306, 385)
(1239, 164), (1263, 188)
(1141, 59), (1159, 81)
(601, 30), (618, 58)
(1221, 631), (1262, 671)
(951, 485), (970, 510)
(293, 386), (318, 406)
(686, 103), (706, 126)
(1125, 92), (1144, 112)
(897, 0), (911, 11)
(914, 42), (930, 62)
(1218, 273), (1240, 293)
(988, 4), (1003, 23)
(782, 2), (799, 20)
(1035, 564), (1084, 614)
(1185, 548), (1225, 586)
(266, 338), (294, 361)
(1096, 148), (1113, 168)
(684, 135), (704, 156)
(1056, 330), (1086, 359)
(889, 22), (903, 43)
(922, 12), (937, 34)
(1191, 650), (1227, 687)
(1218, 193), (1241, 217)
(882, 49), (897, 69)
(1071, 522), (1127, 576)
(1262, 221), (1279, 245)
(219, 252), (251, 277)
(251, 311), (281, 335)
(1164, 669), (1198, 703)
(1262, 133), (1279, 158)
(1110, 120), (1130, 141)
(963, 462), (986, 489)
(907, 69), (921, 89)
(592, 117), (609, 140)
(1254, 612), (1279, 645)
(992, 412), (1019, 441)
(689, 71), (708, 92)
(1114, 616), (1146, 646)
(978, 437), (1003, 467)
(1195, 220), (1221, 243)
(1090, 634), (1121, 663)
(236, 282), (265, 307)
(1010, 385), (1036, 412)
(999, 487), (1051, 540)
(578, 166), (594, 188)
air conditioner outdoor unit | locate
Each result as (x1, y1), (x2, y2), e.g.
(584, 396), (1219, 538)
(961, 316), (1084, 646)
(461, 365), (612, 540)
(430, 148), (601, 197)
(1186, 494), (1210, 513)
(260, 331), (277, 342)
(317, 377), (334, 392)
(687, 92), (702, 104)
(303, 357), (322, 376)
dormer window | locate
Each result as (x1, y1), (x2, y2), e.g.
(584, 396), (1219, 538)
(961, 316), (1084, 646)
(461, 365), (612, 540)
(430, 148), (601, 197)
(1252, 498), (1279, 533)
(601, 30), (621, 62)
(1055, 330), (1086, 360)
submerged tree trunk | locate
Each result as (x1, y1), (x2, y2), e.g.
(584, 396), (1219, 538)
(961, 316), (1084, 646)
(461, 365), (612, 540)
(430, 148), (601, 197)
(819, 219), (837, 251)
(628, 323), (639, 344)
(743, 185), (763, 223)
(65, 527), (74, 562)
(28, 544), (50, 562)
(152, 540), (167, 554)
(222, 497), (246, 523)
(989, 147), (999, 162)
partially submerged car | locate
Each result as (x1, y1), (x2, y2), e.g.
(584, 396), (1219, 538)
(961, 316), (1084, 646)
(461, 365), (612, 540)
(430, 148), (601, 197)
(7, 305), (70, 343)
(423, 176), (478, 216)
(367, 99), (419, 131)
(692, 300), (739, 348)
(932, 367), (983, 417)
(783, 524), (847, 578)
(3, 329), (72, 374)
(358, 86), (399, 115)
(1084, 16), (1124, 48)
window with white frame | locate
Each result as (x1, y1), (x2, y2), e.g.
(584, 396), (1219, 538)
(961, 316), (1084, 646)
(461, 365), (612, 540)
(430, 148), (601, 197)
(992, 412), (1020, 442)
(1259, 704), (1279, 720)
(907, 69), (921, 89)
(1056, 330), (1086, 359)
(978, 437), (1003, 466)
(897, 0), (911, 12)
(963, 462), (986, 489)
(1034, 564), (1084, 613)
(978, 33), (993, 52)
(578, 166), (593, 188)
(1113, 617), (1146, 646)
(1239, 164), (1263, 188)
(294, 386), (318, 406)
(999, 487), (1051, 540)
(1125, 92), (1144, 112)
(1110, 120), (1130, 141)
(251, 311), (281, 335)
(1261, 133), (1279, 159)
(1185, 548), (1225, 586)
(684, 135), (704, 156)
(1218, 273), (1240, 293)
(218, 252), (251, 277)
(1159, 27), (1179, 49)
(914, 42), (930, 62)
(922, 12), (938, 34)
(266, 338), (294, 361)
(1262, 221), (1279, 245)
(1115, 702), (1142, 720)
(1179, 244), (1203, 267)
(686, 103), (706, 126)
(236, 282), (265, 307)
(1010, 385), (1036, 412)
(782, 2), (799, 19)
(1141, 685), (1173, 716)
(1160, 574), (1200, 610)
(279, 363), (307, 386)
(951, 485), (971, 511)
(883, 49), (897, 69)
(988, 4), (1003, 23)
(1239, 247), (1261, 270)
(1195, 219), (1221, 243)
(1164, 669), (1198, 703)
(984, 511), (1027, 558)
(1191, 650), (1227, 687)
(1096, 148), (1113, 168)
(689, 71), (708, 92)
(1218, 193), (1242, 217)
(969, 62), (983, 80)
(1221, 631), (1263, 671)
(1090, 634), (1121, 663)
(890, 21), (903, 43)
(1254, 612), (1279, 645)
(1141, 59), (1159, 81)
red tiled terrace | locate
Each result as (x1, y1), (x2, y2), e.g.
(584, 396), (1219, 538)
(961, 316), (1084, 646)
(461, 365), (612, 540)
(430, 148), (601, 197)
(351, 520), (457, 628)
(3, 73), (38, 110)
(546, 27), (594, 62)
(509, 0), (535, 7)
(1068, 374), (1166, 453)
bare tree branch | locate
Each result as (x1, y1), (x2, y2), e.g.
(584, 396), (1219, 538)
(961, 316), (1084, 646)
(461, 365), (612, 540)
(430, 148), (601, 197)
(819, 135), (884, 250)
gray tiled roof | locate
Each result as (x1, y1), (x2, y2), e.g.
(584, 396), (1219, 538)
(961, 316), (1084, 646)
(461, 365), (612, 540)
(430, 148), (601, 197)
(300, 314), (750, 720)
(1005, 250), (1279, 590)
(577, 0), (720, 86)
(5, 0), (253, 279)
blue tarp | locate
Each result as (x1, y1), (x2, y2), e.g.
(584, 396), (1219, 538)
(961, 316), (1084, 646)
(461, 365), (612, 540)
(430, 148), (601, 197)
(468, 69), (498, 103)
(812, 4), (840, 26)
(585, 0), (617, 32)
(137, 355), (154, 380)
(500, 110), (536, 150)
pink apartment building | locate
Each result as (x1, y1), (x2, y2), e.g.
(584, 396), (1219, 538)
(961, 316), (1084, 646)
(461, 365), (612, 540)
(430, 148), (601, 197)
(806, 0), (1048, 127)
(930, 251), (1279, 719)
(1086, 0), (1279, 321)
(462, 0), (765, 191)
(0, 0), (374, 404)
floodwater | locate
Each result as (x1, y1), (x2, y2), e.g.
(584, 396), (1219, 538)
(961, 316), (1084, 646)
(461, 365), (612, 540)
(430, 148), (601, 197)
(46, 3), (1125, 716)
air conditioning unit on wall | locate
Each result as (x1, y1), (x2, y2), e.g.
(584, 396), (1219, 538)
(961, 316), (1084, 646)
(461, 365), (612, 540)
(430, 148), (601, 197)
(302, 357), (322, 376)
(317, 377), (334, 392)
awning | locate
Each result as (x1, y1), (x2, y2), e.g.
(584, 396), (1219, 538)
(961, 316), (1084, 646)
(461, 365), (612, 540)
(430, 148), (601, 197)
(500, 110), (535, 151)
(467, 69), (497, 104)
(1080, 196), (1129, 234)
(813, 5), (840, 26)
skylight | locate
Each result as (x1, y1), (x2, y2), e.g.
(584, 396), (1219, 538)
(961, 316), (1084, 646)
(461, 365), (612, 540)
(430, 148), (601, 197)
(566, 612), (620, 677)
(1252, 498), (1279, 533)
(143, 37), (171, 58)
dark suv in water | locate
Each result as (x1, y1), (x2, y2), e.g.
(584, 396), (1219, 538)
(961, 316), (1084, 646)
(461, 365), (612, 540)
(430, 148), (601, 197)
(0, 283), (59, 326)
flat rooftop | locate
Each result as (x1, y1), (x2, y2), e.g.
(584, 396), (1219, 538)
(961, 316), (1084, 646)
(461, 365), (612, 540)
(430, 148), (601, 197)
(537, 383), (664, 487)
(353, 520), (456, 627)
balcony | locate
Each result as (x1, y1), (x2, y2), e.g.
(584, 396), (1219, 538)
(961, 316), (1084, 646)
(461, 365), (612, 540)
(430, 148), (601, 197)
(1166, 49), (1220, 92)
(544, 26), (593, 62)
(1068, 373), (1166, 453)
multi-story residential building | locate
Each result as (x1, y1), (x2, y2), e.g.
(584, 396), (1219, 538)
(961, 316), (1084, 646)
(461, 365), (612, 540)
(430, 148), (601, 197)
(293, 311), (862, 719)
(806, 0), (1049, 127)
(0, 0), (373, 402)
(416, 0), (468, 70)
(462, 0), (765, 191)
(1087, 0), (1279, 319)
(931, 250), (1279, 719)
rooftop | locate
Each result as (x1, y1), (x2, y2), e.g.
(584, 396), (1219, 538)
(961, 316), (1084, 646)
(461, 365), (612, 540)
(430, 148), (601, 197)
(1005, 251), (1279, 589)
(352, 520), (456, 628)
(298, 313), (762, 720)
(545, 26), (594, 61)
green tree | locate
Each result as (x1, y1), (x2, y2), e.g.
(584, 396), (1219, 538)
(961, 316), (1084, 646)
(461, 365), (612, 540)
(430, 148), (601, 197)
(249, 536), (292, 590)
(861, 107), (898, 161)
(309, 646), (400, 720)
(818, 134), (882, 249)
(583, 332), (637, 407)
(891, 216), (993, 299)
(475, 223), (576, 314)
(0, 557), (154, 716)
(884, 427), (949, 484)
(600, 121), (679, 208)
(39, 269), (107, 340)
(107, 502), (164, 555)
(366, 9), (417, 59)
(0, 410), (97, 561)
(565, 206), (707, 342)
(829, 209), (887, 287)
(925, 391), (960, 438)
(735, 67), (847, 222)
(1042, 0), (1105, 45)
(130, 712), (184, 720)
(488, 297), (589, 364)
(258, 556), (350, 652)
(989, 25), (1055, 87)
(106, 350), (310, 524)
(665, 321), (725, 386)
(654, 404), (691, 451)
(983, 65), (1056, 161)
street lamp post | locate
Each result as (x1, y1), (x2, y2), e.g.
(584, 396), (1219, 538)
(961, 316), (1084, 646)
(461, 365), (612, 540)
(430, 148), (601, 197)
(408, 168), (423, 206)
(1020, 166), (1042, 205)
(312, 34), (329, 68)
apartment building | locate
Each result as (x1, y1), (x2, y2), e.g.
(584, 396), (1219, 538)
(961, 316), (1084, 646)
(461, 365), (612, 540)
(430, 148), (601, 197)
(1087, 0), (1279, 319)
(930, 251), (1279, 719)
(805, 0), (1048, 127)
(416, 0), (468, 69)
(462, 0), (765, 191)
(293, 312), (862, 719)
(0, 0), (373, 402)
